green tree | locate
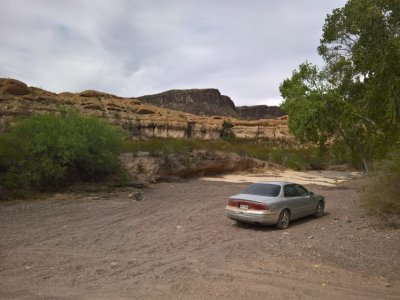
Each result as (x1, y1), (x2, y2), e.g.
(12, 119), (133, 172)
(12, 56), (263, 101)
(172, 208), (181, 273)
(0, 112), (125, 190)
(280, 0), (400, 170)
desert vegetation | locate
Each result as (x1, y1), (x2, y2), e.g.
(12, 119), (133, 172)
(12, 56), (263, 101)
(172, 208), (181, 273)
(0, 112), (125, 192)
(280, 0), (400, 225)
(361, 148), (400, 227)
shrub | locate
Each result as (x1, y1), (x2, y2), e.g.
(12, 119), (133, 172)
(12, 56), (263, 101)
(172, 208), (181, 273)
(360, 149), (400, 227)
(220, 121), (235, 141)
(0, 112), (125, 191)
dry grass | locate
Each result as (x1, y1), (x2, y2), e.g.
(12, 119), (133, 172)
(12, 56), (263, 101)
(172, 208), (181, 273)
(360, 152), (400, 228)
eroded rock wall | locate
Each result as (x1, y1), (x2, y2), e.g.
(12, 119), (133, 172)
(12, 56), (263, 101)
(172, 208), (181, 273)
(0, 78), (291, 140)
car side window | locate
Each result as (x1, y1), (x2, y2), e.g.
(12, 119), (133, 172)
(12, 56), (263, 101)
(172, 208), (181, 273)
(284, 185), (300, 197)
(295, 185), (309, 197)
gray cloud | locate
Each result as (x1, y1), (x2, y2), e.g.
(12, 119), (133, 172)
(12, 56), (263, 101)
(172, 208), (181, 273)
(0, 0), (347, 105)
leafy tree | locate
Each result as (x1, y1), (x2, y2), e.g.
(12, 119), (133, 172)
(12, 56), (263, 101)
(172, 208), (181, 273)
(0, 112), (125, 190)
(280, 0), (400, 170)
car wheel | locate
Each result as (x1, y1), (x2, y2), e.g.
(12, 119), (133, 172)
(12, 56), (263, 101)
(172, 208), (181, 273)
(313, 201), (324, 218)
(276, 209), (290, 229)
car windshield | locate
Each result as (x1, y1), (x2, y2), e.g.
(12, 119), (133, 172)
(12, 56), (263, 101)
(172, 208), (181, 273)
(241, 183), (281, 197)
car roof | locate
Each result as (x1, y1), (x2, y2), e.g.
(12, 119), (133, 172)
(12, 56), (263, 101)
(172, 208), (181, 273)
(254, 181), (297, 186)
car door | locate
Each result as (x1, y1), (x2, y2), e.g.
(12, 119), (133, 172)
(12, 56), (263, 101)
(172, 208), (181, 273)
(283, 184), (306, 219)
(294, 185), (315, 216)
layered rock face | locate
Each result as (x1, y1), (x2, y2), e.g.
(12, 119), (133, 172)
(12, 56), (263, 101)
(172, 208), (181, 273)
(137, 89), (238, 117)
(0, 78), (291, 140)
(138, 88), (286, 120)
(237, 105), (285, 120)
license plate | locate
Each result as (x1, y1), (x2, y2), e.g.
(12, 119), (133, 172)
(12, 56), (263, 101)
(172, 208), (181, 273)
(239, 204), (249, 209)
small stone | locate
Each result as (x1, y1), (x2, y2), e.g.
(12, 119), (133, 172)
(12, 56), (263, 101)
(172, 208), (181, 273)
(308, 236), (314, 239)
(136, 151), (150, 157)
(282, 232), (290, 235)
(129, 191), (144, 201)
(384, 283), (391, 287)
(176, 225), (182, 229)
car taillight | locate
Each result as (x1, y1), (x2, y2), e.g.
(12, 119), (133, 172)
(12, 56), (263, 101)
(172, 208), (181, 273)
(228, 200), (239, 207)
(228, 200), (269, 210)
(250, 202), (270, 210)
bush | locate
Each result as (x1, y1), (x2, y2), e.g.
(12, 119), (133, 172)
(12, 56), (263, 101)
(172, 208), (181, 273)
(0, 112), (125, 191)
(220, 121), (235, 141)
(360, 149), (400, 227)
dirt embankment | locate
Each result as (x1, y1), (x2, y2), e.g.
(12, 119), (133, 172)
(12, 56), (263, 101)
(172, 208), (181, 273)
(1, 172), (399, 299)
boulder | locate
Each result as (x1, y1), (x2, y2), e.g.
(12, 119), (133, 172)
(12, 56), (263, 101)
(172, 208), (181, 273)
(1, 79), (30, 95)
(78, 90), (116, 98)
(137, 108), (155, 115)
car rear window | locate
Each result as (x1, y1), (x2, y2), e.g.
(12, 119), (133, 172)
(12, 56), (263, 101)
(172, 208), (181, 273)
(241, 183), (281, 197)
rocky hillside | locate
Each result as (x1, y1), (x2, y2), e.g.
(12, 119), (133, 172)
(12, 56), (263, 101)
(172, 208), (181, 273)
(237, 105), (285, 120)
(138, 88), (285, 120)
(0, 78), (290, 140)
(137, 89), (237, 117)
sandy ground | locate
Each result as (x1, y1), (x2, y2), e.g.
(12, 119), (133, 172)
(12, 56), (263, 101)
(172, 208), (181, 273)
(1, 171), (399, 299)
(202, 169), (364, 186)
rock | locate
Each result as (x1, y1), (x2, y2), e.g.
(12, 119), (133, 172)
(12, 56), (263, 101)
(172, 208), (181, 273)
(137, 108), (155, 114)
(236, 105), (285, 120)
(137, 88), (237, 117)
(0, 78), (291, 141)
(78, 90), (117, 98)
(129, 191), (144, 201)
(1, 78), (30, 95)
(308, 236), (314, 239)
(58, 92), (74, 97)
(136, 151), (151, 157)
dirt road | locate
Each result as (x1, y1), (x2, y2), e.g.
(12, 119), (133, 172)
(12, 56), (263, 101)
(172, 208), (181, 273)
(1, 175), (399, 299)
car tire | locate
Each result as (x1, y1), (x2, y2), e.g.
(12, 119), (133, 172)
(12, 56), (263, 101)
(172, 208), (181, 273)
(276, 209), (290, 229)
(313, 201), (324, 218)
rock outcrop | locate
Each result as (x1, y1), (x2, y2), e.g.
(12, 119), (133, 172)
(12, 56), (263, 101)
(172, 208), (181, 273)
(0, 78), (30, 95)
(137, 89), (238, 117)
(0, 78), (291, 140)
(121, 150), (268, 184)
(236, 105), (285, 120)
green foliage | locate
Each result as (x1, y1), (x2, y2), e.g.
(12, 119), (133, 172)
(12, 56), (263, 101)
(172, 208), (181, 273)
(0, 112), (125, 190)
(220, 121), (235, 141)
(123, 137), (342, 171)
(280, 0), (400, 170)
(361, 148), (400, 227)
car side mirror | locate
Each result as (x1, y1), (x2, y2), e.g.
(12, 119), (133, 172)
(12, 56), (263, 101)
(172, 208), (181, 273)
(309, 191), (314, 196)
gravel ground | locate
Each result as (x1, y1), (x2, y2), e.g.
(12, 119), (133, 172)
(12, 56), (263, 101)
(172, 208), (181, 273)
(0, 175), (399, 299)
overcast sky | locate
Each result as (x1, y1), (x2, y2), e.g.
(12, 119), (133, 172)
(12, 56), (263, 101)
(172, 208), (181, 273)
(0, 0), (347, 106)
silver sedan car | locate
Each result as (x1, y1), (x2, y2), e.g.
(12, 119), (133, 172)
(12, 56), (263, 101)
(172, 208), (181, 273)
(225, 182), (325, 229)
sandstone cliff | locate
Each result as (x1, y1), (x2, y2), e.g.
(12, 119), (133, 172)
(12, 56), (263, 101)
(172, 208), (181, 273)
(0, 78), (291, 140)
(137, 89), (237, 117)
(237, 105), (285, 120)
